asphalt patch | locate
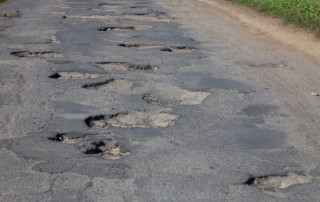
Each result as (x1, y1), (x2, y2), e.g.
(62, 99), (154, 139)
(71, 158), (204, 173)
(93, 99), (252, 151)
(243, 104), (278, 117)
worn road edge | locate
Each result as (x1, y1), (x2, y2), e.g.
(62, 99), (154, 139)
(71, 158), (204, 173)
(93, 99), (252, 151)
(198, 0), (320, 63)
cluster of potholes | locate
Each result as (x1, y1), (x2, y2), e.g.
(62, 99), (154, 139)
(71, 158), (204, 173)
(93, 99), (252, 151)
(4, 1), (316, 196)
(4, 1), (310, 194)
(9, 2), (207, 162)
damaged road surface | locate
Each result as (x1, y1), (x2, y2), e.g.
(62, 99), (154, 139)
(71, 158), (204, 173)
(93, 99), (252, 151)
(2, 0), (320, 201)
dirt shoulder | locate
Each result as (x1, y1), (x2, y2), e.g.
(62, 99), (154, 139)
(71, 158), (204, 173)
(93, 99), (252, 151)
(198, 0), (320, 63)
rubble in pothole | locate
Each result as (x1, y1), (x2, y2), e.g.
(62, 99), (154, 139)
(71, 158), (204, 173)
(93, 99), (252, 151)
(85, 110), (179, 128)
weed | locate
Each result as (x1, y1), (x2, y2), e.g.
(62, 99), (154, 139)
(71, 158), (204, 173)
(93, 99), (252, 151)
(229, 0), (320, 37)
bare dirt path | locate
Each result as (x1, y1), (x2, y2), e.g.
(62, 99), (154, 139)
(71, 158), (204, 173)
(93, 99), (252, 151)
(1, 0), (320, 201)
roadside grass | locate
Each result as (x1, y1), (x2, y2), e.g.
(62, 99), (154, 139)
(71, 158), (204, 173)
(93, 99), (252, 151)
(228, 0), (320, 37)
(0, 0), (7, 3)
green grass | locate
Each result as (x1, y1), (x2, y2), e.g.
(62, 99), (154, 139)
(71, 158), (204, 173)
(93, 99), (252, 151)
(228, 0), (320, 37)
(0, 0), (7, 3)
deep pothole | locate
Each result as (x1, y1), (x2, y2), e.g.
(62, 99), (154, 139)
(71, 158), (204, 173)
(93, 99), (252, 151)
(85, 110), (179, 128)
(161, 46), (196, 52)
(11, 51), (63, 58)
(94, 62), (157, 71)
(48, 133), (130, 159)
(243, 173), (315, 191)
(49, 72), (109, 80)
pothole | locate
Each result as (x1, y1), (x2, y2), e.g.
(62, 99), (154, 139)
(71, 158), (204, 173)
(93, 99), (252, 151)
(118, 43), (141, 48)
(161, 46), (196, 52)
(118, 43), (160, 50)
(98, 26), (135, 31)
(11, 51), (63, 58)
(0, 11), (20, 18)
(49, 72), (109, 80)
(85, 110), (179, 128)
(94, 62), (157, 71)
(83, 79), (132, 92)
(243, 173), (315, 191)
(82, 139), (130, 159)
(83, 79), (113, 89)
(48, 133), (83, 144)
(48, 133), (130, 159)
(143, 84), (211, 106)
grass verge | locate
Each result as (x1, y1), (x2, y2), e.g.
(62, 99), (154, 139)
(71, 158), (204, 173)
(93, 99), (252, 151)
(228, 0), (320, 37)
(0, 0), (7, 3)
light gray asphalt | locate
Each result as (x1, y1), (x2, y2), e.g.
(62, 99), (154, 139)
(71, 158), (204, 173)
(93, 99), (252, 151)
(1, 0), (320, 201)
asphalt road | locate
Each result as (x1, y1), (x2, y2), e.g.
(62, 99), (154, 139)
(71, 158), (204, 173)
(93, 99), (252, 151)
(1, 0), (320, 201)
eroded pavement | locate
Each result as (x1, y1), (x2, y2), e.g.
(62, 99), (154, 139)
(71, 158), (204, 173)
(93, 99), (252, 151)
(1, 0), (320, 201)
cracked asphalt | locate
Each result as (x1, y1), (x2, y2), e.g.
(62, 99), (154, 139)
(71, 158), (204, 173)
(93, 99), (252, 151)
(1, 0), (320, 201)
